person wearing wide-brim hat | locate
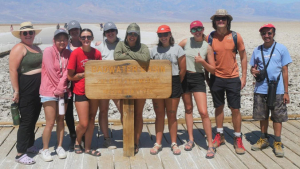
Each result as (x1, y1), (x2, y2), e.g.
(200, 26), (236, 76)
(206, 9), (248, 155)
(9, 21), (43, 165)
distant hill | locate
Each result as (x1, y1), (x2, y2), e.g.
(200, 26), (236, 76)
(0, 0), (299, 23)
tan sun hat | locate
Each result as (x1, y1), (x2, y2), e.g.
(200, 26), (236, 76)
(210, 9), (233, 21)
(12, 21), (42, 39)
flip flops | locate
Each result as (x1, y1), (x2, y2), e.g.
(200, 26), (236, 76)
(15, 154), (36, 165)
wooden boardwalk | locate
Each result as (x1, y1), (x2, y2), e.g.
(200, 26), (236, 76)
(0, 120), (299, 169)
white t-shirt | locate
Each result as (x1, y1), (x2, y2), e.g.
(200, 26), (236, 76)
(95, 39), (119, 60)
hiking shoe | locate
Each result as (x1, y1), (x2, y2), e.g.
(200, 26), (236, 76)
(213, 132), (225, 148)
(251, 137), (269, 151)
(234, 136), (246, 155)
(56, 146), (67, 159)
(39, 149), (53, 162)
(103, 137), (117, 149)
(273, 141), (284, 157)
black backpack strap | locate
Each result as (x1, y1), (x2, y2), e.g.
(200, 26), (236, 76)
(208, 31), (215, 46)
(261, 42), (277, 83)
(231, 31), (238, 54)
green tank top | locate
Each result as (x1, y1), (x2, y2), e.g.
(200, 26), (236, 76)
(184, 37), (208, 73)
(18, 47), (43, 74)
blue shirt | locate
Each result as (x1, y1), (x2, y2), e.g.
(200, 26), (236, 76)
(250, 42), (292, 94)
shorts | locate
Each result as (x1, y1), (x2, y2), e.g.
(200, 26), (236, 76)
(40, 93), (69, 103)
(170, 75), (183, 98)
(253, 94), (288, 122)
(74, 94), (89, 102)
(210, 75), (241, 109)
(182, 72), (206, 93)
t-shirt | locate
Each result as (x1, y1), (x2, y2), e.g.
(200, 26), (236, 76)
(95, 39), (119, 60)
(150, 44), (185, 76)
(67, 47), (102, 95)
(206, 31), (245, 78)
(250, 42), (292, 94)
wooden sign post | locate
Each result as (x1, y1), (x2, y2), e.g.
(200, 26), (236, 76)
(85, 60), (172, 157)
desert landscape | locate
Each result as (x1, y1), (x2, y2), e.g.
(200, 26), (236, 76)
(0, 21), (299, 122)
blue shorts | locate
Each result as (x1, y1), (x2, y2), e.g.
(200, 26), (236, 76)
(40, 93), (69, 103)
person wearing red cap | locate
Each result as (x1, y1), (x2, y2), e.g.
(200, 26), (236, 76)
(206, 9), (247, 155)
(178, 20), (216, 158)
(149, 25), (186, 155)
(250, 24), (292, 157)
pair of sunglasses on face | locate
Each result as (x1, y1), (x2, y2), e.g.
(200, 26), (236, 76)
(260, 32), (273, 36)
(157, 32), (169, 38)
(22, 31), (34, 36)
(80, 36), (93, 40)
(191, 27), (203, 33)
(215, 16), (228, 21)
(127, 32), (138, 37)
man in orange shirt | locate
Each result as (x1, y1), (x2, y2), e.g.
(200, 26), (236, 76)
(206, 9), (247, 154)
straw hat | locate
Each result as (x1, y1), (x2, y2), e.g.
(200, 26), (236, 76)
(210, 9), (233, 21)
(12, 21), (42, 39)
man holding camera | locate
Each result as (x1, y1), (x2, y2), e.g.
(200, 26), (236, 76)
(250, 24), (292, 157)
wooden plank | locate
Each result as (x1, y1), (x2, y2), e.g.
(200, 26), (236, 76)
(82, 127), (99, 169)
(177, 124), (214, 169)
(287, 120), (300, 129)
(147, 124), (181, 169)
(244, 122), (298, 169)
(85, 60), (172, 99)
(0, 127), (14, 146)
(137, 124), (163, 169)
(193, 123), (231, 169)
(123, 99), (134, 157)
(98, 124), (114, 169)
(0, 127), (18, 168)
(111, 125), (130, 169)
(282, 122), (300, 138)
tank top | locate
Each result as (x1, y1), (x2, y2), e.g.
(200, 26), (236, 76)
(184, 37), (208, 73)
(18, 47), (42, 74)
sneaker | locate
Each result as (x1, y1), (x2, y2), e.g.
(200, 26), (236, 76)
(56, 147), (67, 159)
(103, 137), (117, 149)
(273, 141), (284, 157)
(213, 132), (225, 148)
(251, 137), (269, 151)
(39, 149), (53, 162)
(234, 136), (246, 155)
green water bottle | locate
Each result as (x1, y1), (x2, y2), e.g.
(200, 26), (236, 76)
(11, 102), (20, 125)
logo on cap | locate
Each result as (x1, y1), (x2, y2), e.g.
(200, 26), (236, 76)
(71, 22), (75, 25)
(108, 23), (111, 26)
(161, 28), (165, 30)
(193, 22), (197, 24)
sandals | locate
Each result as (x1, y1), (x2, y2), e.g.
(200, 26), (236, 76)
(206, 147), (216, 159)
(74, 144), (83, 154)
(184, 140), (195, 151)
(26, 145), (39, 154)
(85, 149), (101, 157)
(134, 144), (139, 154)
(171, 143), (181, 155)
(15, 154), (36, 165)
(150, 143), (162, 155)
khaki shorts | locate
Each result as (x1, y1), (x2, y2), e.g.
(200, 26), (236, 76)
(253, 94), (288, 122)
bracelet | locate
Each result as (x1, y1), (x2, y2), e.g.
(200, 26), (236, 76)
(284, 92), (289, 94)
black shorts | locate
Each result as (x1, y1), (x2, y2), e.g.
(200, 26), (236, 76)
(170, 75), (183, 98)
(210, 75), (241, 109)
(182, 72), (206, 93)
(74, 94), (89, 102)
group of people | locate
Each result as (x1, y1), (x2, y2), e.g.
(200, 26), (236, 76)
(9, 8), (292, 165)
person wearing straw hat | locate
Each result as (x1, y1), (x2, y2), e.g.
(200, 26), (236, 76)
(9, 21), (42, 165)
(206, 9), (247, 155)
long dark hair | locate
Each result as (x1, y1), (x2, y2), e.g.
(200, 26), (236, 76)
(125, 34), (141, 49)
(157, 32), (175, 47)
(212, 16), (231, 30)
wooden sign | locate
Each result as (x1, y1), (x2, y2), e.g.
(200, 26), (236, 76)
(85, 60), (172, 99)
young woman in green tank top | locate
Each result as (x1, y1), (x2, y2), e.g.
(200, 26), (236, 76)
(178, 20), (216, 158)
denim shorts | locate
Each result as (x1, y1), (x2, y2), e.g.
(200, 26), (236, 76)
(40, 93), (69, 103)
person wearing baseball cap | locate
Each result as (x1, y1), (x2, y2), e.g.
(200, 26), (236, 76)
(96, 21), (121, 149)
(250, 23), (292, 157)
(39, 28), (71, 161)
(149, 25), (186, 155)
(178, 20), (216, 158)
(206, 9), (248, 155)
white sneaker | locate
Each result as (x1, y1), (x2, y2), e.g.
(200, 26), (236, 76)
(39, 149), (53, 162)
(56, 147), (67, 159)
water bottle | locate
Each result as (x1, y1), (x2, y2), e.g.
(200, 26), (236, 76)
(58, 97), (65, 115)
(11, 103), (20, 125)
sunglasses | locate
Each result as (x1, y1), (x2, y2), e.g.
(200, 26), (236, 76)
(191, 27), (203, 33)
(158, 33), (169, 38)
(80, 36), (93, 40)
(260, 32), (273, 36)
(215, 17), (228, 21)
(22, 31), (34, 36)
(105, 29), (116, 33)
(127, 33), (138, 37)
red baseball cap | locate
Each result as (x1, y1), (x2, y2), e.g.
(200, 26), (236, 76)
(157, 25), (171, 33)
(259, 23), (276, 32)
(190, 20), (203, 29)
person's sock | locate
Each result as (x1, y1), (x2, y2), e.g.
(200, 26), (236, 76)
(274, 136), (281, 142)
(261, 133), (268, 139)
(217, 128), (223, 134)
(234, 132), (241, 137)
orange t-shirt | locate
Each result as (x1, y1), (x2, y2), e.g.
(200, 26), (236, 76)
(206, 31), (245, 78)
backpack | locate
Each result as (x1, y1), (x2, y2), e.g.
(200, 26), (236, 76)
(207, 31), (238, 54)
